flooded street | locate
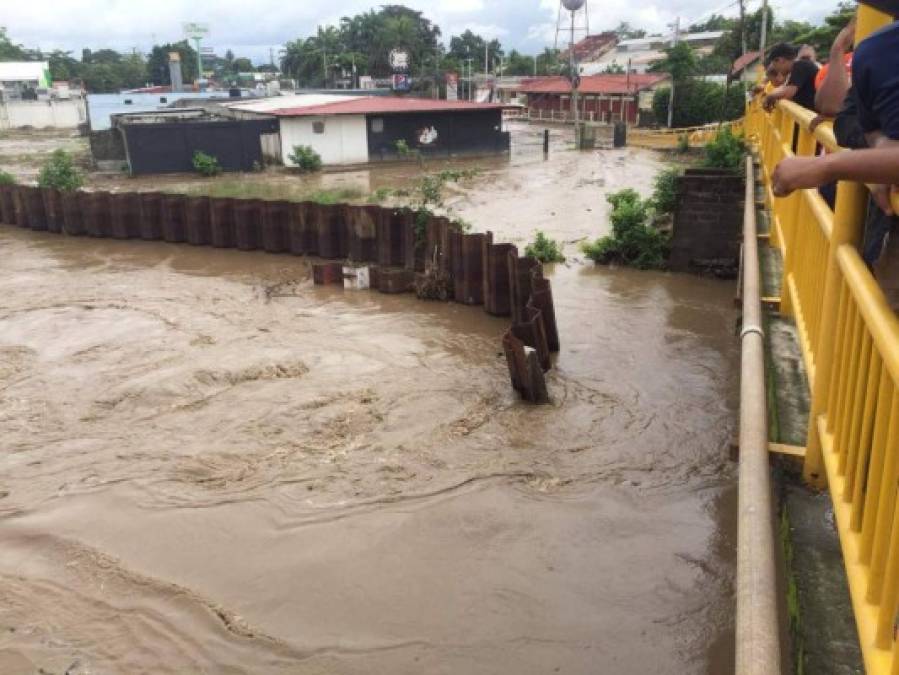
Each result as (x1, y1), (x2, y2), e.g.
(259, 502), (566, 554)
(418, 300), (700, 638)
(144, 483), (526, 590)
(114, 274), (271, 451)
(0, 130), (738, 674)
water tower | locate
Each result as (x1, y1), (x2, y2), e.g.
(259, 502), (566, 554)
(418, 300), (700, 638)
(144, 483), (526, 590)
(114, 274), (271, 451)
(554, 0), (590, 52)
(556, 0), (589, 126)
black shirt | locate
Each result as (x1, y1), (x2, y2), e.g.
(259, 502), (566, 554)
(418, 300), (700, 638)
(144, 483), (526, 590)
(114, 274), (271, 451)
(788, 59), (820, 111)
(854, 20), (899, 140)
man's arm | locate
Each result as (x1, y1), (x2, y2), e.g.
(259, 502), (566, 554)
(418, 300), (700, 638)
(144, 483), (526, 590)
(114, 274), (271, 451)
(815, 20), (855, 116)
(773, 147), (899, 195)
(764, 84), (799, 111)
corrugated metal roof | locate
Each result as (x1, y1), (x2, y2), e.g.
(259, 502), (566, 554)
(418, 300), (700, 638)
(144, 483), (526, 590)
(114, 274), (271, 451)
(732, 51), (762, 75)
(225, 94), (364, 114)
(0, 61), (48, 82)
(515, 74), (669, 96)
(267, 96), (507, 117)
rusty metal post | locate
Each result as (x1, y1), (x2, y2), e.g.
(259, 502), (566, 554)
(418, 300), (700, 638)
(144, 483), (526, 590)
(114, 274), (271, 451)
(110, 192), (140, 239)
(262, 200), (289, 253)
(210, 197), (236, 248)
(22, 186), (47, 231)
(11, 185), (30, 228)
(161, 194), (186, 243)
(483, 233), (516, 317)
(185, 196), (212, 246)
(139, 192), (163, 240)
(234, 199), (261, 251)
(61, 190), (85, 236)
(83, 191), (110, 237)
(41, 187), (62, 234)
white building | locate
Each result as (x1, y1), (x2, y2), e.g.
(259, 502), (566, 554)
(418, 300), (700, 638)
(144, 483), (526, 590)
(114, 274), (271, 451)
(580, 31), (724, 75)
(224, 94), (509, 167)
(0, 61), (52, 96)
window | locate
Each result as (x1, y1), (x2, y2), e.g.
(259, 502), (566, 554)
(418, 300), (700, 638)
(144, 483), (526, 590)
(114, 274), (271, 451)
(371, 117), (384, 133)
(313, 121), (325, 134)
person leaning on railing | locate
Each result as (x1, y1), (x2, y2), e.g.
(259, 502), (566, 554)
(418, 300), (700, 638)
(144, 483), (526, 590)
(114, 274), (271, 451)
(763, 43), (820, 114)
(773, 0), (899, 304)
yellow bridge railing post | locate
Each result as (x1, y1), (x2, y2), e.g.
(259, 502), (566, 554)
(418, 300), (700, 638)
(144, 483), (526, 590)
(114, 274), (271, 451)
(801, 180), (868, 486)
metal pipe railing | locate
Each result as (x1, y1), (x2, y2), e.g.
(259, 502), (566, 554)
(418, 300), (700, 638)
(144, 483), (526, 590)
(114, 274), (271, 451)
(736, 155), (782, 674)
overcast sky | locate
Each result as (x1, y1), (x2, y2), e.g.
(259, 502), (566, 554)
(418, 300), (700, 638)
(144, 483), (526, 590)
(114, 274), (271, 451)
(4, 0), (844, 64)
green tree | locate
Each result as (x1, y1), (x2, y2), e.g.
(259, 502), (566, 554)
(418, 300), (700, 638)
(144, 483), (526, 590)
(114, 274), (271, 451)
(613, 22), (647, 40)
(448, 30), (502, 72)
(652, 80), (746, 127)
(0, 27), (27, 60)
(650, 41), (697, 82)
(233, 57), (254, 73)
(147, 41), (199, 86)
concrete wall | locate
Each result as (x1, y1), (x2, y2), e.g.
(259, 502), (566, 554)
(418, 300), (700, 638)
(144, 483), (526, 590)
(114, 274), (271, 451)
(669, 168), (745, 275)
(0, 98), (87, 129)
(279, 115), (368, 166)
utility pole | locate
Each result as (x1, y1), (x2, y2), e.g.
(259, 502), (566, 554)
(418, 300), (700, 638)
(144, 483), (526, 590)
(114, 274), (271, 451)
(570, 7), (579, 124)
(192, 37), (203, 89)
(667, 16), (680, 128)
(759, 0), (769, 59)
(738, 0), (748, 56)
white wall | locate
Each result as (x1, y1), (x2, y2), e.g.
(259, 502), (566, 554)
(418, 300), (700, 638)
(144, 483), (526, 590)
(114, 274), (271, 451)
(279, 115), (368, 166)
(0, 98), (87, 129)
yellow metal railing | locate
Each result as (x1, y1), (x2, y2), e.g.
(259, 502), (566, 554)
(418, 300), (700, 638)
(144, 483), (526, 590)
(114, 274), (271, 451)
(748, 8), (899, 672)
(629, 120), (744, 149)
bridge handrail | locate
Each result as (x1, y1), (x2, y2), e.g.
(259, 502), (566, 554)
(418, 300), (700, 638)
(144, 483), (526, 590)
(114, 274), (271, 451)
(746, 29), (899, 669)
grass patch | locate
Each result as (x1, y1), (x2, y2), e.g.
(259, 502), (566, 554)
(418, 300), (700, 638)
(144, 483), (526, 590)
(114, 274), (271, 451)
(184, 180), (365, 204)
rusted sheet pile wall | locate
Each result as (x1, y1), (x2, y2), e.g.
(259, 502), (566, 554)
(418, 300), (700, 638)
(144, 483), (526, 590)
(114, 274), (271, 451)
(0, 185), (559, 403)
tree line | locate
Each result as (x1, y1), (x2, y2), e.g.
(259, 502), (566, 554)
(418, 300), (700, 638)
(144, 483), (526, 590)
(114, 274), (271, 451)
(1, 1), (857, 96)
(0, 27), (259, 93)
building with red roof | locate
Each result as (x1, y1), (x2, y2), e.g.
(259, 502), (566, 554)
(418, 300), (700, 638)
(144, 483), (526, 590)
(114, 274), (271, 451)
(225, 94), (511, 166)
(512, 73), (670, 125)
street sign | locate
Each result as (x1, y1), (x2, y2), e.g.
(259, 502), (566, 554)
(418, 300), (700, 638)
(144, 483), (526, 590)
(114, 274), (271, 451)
(392, 73), (411, 92)
(183, 22), (210, 39)
(389, 49), (410, 72)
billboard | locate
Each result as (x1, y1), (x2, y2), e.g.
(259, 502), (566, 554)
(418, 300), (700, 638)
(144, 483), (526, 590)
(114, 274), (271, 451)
(392, 74), (411, 92)
(183, 22), (210, 39)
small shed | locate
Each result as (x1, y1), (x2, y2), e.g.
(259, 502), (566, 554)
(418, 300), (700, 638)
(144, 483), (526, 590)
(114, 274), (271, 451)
(111, 108), (278, 175)
(225, 94), (510, 166)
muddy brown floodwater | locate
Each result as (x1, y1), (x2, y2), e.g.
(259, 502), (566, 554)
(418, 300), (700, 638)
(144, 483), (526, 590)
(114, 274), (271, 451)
(0, 132), (738, 675)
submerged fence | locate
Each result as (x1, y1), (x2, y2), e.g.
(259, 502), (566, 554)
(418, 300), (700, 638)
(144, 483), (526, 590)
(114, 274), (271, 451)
(747, 8), (899, 670)
(0, 184), (559, 403)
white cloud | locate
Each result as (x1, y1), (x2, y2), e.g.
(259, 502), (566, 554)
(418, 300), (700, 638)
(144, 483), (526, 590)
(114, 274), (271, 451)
(2, 0), (847, 65)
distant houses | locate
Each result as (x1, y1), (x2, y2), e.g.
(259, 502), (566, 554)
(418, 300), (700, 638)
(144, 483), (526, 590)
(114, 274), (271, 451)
(512, 74), (670, 125)
(0, 61), (87, 130)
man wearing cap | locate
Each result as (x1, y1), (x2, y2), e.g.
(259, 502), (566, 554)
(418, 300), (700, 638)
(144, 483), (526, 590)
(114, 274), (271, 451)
(763, 43), (820, 113)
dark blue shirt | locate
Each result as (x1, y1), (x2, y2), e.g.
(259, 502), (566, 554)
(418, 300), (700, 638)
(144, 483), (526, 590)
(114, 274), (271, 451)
(854, 20), (899, 140)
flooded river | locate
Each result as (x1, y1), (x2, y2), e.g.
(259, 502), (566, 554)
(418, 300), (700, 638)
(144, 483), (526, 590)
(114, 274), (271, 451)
(0, 135), (738, 674)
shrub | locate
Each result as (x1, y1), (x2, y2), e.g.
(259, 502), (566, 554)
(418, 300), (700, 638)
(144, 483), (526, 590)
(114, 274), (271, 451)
(525, 230), (566, 263)
(192, 151), (221, 177)
(37, 150), (83, 191)
(395, 139), (414, 156)
(0, 170), (16, 185)
(703, 127), (747, 172)
(650, 167), (680, 216)
(676, 134), (690, 154)
(582, 188), (669, 270)
(288, 145), (323, 173)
